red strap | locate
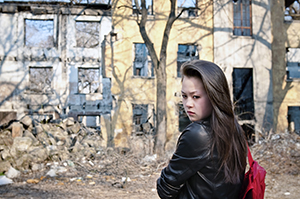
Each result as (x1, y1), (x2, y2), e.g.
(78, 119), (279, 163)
(247, 144), (254, 166)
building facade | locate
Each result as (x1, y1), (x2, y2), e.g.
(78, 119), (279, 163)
(214, 0), (273, 141)
(109, 0), (213, 148)
(0, 1), (113, 144)
(272, 0), (300, 134)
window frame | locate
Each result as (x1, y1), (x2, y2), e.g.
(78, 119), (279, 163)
(132, 0), (154, 15)
(77, 67), (101, 94)
(75, 20), (100, 48)
(132, 104), (149, 133)
(22, 14), (58, 49)
(286, 48), (300, 81)
(132, 43), (154, 78)
(233, 0), (252, 36)
(28, 66), (53, 94)
(177, 0), (199, 18)
(177, 44), (199, 78)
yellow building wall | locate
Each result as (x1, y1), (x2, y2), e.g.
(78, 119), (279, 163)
(272, 0), (300, 133)
(110, 0), (213, 148)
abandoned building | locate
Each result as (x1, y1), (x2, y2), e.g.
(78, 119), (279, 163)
(0, 0), (300, 149)
(0, 0), (113, 145)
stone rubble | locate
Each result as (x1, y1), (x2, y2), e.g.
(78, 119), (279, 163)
(0, 115), (157, 188)
(0, 115), (107, 177)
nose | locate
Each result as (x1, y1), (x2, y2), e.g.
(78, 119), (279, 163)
(185, 97), (193, 108)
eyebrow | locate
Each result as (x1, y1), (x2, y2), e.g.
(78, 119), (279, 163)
(181, 91), (198, 94)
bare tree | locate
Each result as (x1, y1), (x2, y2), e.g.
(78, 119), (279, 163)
(117, 0), (199, 155)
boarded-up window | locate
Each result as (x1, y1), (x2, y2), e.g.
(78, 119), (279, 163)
(132, 0), (153, 15)
(25, 19), (54, 47)
(78, 68), (100, 94)
(232, 68), (254, 120)
(76, 21), (100, 48)
(29, 67), (53, 93)
(286, 48), (300, 80)
(178, 0), (198, 17)
(285, 0), (300, 20)
(178, 103), (191, 131)
(133, 43), (154, 77)
(233, 0), (252, 36)
(177, 44), (199, 77)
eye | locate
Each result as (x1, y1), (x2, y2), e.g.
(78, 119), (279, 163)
(181, 94), (187, 99)
(193, 95), (200, 99)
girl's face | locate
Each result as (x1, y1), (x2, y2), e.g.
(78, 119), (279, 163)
(181, 76), (213, 122)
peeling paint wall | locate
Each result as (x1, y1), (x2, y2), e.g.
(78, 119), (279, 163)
(214, 0), (273, 138)
(0, 2), (112, 145)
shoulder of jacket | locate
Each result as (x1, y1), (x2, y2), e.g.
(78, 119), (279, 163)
(180, 122), (210, 145)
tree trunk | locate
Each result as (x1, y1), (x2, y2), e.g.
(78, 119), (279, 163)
(155, 61), (167, 155)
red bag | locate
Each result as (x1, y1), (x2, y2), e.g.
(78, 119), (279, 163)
(239, 145), (267, 199)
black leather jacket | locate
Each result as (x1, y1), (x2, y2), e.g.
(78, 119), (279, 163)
(157, 121), (243, 199)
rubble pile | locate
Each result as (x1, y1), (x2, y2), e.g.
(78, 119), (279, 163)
(251, 132), (300, 175)
(0, 115), (107, 176)
(0, 115), (158, 187)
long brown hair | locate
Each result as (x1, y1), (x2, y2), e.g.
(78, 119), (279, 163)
(181, 60), (247, 184)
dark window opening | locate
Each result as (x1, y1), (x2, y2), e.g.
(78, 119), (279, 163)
(76, 21), (100, 48)
(78, 68), (100, 94)
(288, 106), (300, 135)
(233, 0), (252, 36)
(132, 104), (149, 133)
(177, 44), (199, 77)
(178, 0), (198, 17)
(133, 43), (154, 77)
(29, 67), (53, 93)
(178, 103), (191, 132)
(285, 0), (300, 20)
(286, 48), (300, 80)
(25, 19), (54, 47)
(132, 0), (153, 15)
(233, 68), (254, 120)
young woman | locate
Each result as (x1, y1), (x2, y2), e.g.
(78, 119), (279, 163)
(157, 60), (247, 199)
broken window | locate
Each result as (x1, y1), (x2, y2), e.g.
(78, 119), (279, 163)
(78, 68), (100, 94)
(178, 103), (191, 131)
(132, 0), (153, 15)
(29, 67), (53, 93)
(132, 104), (148, 132)
(25, 19), (54, 47)
(286, 48), (300, 80)
(177, 44), (199, 77)
(285, 0), (300, 20)
(232, 68), (254, 120)
(288, 106), (300, 134)
(178, 0), (198, 17)
(78, 115), (100, 128)
(76, 21), (100, 48)
(133, 43), (154, 77)
(233, 0), (252, 36)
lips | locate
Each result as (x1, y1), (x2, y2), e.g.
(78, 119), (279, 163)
(187, 111), (195, 115)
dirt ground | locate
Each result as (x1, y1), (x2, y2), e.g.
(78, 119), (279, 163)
(1, 165), (300, 199)
(1, 132), (300, 199)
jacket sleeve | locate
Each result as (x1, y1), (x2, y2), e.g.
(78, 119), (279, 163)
(156, 123), (211, 199)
